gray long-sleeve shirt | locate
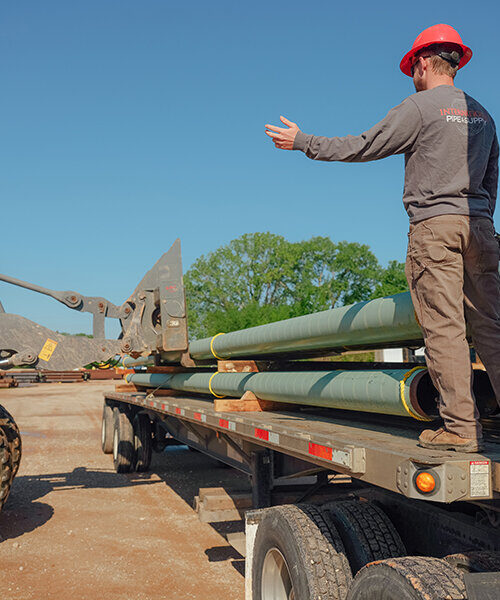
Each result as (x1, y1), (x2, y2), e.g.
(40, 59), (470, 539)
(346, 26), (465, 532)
(293, 85), (498, 224)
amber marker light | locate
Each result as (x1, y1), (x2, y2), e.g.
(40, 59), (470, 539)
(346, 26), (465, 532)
(415, 471), (436, 494)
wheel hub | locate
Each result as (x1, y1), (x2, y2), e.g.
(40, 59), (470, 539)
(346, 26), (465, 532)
(261, 547), (295, 600)
(113, 427), (118, 460)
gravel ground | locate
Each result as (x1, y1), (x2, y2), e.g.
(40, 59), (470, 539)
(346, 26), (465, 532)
(0, 382), (247, 600)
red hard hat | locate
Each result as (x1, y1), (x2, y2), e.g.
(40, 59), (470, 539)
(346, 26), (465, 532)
(400, 24), (472, 77)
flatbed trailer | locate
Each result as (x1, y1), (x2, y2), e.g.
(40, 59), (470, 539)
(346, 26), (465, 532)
(3, 240), (500, 598)
(103, 386), (500, 600)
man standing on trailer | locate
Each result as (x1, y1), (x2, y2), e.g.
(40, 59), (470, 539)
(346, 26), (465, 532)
(265, 24), (500, 453)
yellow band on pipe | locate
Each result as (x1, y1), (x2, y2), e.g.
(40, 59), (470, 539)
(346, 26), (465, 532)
(399, 366), (431, 421)
(210, 333), (226, 360)
(208, 372), (226, 398)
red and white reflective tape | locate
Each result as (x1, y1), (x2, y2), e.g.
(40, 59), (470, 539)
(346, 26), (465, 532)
(308, 442), (332, 460)
(254, 428), (268, 441)
(254, 428), (280, 444)
(219, 418), (236, 431)
(308, 442), (351, 467)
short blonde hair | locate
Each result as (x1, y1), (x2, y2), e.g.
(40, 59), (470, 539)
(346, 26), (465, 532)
(428, 54), (459, 78)
(417, 44), (461, 78)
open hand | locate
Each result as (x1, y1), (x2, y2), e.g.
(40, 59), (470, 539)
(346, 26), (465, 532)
(265, 116), (300, 150)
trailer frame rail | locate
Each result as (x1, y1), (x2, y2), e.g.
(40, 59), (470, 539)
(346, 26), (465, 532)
(104, 390), (500, 504)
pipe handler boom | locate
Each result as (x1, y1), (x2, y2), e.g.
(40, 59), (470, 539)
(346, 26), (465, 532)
(0, 239), (189, 370)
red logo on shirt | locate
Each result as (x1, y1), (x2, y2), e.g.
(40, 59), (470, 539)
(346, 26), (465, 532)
(440, 107), (488, 120)
(439, 102), (487, 136)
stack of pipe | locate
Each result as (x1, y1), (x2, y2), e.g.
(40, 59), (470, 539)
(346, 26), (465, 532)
(125, 292), (496, 421)
(126, 369), (494, 422)
(127, 369), (436, 420)
(188, 292), (423, 361)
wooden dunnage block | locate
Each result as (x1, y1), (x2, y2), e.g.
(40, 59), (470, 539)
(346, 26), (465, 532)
(115, 382), (142, 393)
(213, 391), (297, 412)
(217, 360), (262, 373)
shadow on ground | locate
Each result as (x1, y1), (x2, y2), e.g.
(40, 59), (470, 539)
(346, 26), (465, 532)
(0, 501), (54, 542)
(1, 444), (249, 578)
(0, 466), (160, 542)
(150, 445), (250, 576)
(150, 445), (251, 508)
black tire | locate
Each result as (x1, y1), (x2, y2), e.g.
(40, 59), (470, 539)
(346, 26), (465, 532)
(133, 413), (152, 472)
(0, 404), (21, 479)
(444, 550), (500, 573)
(321, 499), (406, 574)
(113, 408), (135, 473)
(0, 428), (13, 511)
(152, 423), (172, 452)
(346, 557), (466, 600)
(101, 401), (114, 454)
(252, 503), (352, 600)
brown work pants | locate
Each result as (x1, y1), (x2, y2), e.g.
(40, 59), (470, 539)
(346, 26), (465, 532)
(405, 215), (500, 439)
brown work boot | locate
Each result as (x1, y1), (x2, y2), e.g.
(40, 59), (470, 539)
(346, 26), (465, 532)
(419, 428), (484, 452)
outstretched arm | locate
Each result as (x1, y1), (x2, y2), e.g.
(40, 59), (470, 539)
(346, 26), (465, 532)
(265, 98), (422, 162)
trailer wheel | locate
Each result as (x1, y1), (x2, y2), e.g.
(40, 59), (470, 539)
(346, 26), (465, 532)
(321, 499), (406, 574)
(346, 557), (466, 600)
(133, 413), (152, 472)
(101, 401), (115, 454)
(152, 422), (171, 452)
(0, 404), (22, 479)
(444, 550), (500, 573)
(113, 408), (135, 473)
(0, 428), (13, 511)
(252, 504), (352, 600)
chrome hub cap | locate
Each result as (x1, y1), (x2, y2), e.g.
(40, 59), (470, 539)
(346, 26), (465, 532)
(261, 548), (295, 600)
(113, 427), (118, 460)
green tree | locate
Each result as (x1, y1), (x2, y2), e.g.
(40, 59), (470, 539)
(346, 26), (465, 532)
(328, 240), (382, 306)
(185, 233), (384, 338)
(185, 233), (298, 336)
(371, 260), (409, 299)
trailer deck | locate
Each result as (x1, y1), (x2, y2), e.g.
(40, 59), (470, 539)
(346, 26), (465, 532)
(105, 390), (500, 504)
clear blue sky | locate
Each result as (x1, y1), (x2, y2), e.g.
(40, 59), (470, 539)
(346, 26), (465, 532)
(1, 1), (498, 336)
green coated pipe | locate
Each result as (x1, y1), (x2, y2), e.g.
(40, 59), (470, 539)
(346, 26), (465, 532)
(188, 292), (423, 361)
(126, 369), (436, 420)
(122, 355), (154, 368)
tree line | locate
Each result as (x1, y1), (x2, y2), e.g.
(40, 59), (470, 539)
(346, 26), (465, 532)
(185, 233), (408, 339)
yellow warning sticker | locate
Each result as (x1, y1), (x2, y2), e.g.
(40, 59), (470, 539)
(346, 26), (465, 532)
(38, 338), (58, 362)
